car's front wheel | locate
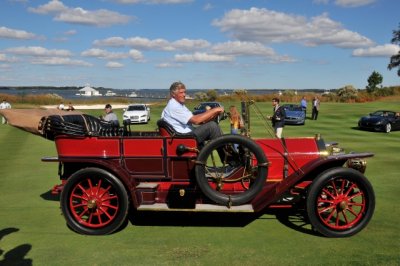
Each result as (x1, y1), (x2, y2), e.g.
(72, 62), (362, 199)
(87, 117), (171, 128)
(306, 167), (375, 237)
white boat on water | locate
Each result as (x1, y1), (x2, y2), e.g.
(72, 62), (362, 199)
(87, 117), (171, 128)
(105, 90), (117, 96)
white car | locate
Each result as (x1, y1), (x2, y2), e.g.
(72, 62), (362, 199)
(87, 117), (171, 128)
(123, 104), (150, 124)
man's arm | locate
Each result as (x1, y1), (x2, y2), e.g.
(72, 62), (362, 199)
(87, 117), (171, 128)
(189, 107), (224, 125)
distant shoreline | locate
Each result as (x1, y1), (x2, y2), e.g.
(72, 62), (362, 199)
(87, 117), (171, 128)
(40, 104), (152, 110)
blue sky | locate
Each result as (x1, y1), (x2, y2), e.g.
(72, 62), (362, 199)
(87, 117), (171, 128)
(0, 0), (399, 90)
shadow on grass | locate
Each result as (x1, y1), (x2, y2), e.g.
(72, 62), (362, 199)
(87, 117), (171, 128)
(127, 208), (321, 236)
(0, 228), (32, 266)
(264, 209), (320, 237)
(40, 190), (60, 201)
(128, 210), (260, 228)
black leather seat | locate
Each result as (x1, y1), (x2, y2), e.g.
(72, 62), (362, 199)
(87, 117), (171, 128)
(41, 114), (121, 140)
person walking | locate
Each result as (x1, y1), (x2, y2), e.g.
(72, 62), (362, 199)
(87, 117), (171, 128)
(268, 98), (286, 138)
(311, 96), (320, 120)
(0, 99), (11, 124)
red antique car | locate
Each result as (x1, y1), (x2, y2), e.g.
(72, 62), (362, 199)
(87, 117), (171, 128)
(38, 101), (375, 237)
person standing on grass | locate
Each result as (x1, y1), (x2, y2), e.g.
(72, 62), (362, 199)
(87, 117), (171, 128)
(229, 105), (244, 136)
(300, 96), (307, 118)
(312, 96), (320, 120)
(268, 98), (286, 138)
(0, 99), (11, 124)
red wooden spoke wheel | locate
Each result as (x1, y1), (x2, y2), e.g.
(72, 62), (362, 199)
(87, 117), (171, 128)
(60, 168), (129, 235)
(306, 167), (375, 237)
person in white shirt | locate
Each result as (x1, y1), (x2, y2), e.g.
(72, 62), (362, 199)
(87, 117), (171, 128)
(161, 81), (224, 144)
(0, 99), (11, 124)
(58, 102), (65, 110)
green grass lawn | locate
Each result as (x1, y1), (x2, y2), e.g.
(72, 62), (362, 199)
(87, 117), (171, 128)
(0, 101), (399, 265)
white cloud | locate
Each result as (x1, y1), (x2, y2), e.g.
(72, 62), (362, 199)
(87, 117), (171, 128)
(0, 54), (18, 63)
(128, 49), (145, 61)
(64, 30), (77, 35)
(30, 57), (92, 66)
(174, 52), (234, 62)
(81, 48), (128, 60)
(6, 46), (72, 57)
(93, 37), (210, 51)
(352, 44), (400, 57)
(212, 41), (276, 57)
(212, 8), (374, 48)
(94, 36), (210, 51)
(334, 0), (376, 7)
(156, 62), (183, 68)
(106, 61), (124, 68)
(172, 39), (210, 51)
(55, 8), (131, 27)
(111, 0), (193, 4)
(0, 26), (36, 40)
(28, 0), (132, 27)
(28, 0), (68, 14)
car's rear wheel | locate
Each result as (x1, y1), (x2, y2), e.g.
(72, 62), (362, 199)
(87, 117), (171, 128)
(385, 123), (391, 133)
(306, 167), (375, 237)
(60, 168), (129, 235)
(195, 135), (268, 206)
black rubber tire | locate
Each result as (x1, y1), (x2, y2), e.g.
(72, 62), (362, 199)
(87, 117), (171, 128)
(306, 167), (375, 237)
(195, 135), (268, 206)
(60, 167), (129, 235)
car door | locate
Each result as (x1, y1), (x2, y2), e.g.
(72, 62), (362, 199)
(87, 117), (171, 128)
(392, 113), (400, 130)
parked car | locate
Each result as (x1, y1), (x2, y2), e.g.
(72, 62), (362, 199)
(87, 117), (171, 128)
(123, 104), (150, 124)
(34, 100), (375, 237)
(282, 104), (305, 125)
(358, 110), (400, 133)
(193, 102), (227, 123)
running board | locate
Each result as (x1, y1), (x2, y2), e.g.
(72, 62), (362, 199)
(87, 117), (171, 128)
(137, 203), (254, 213)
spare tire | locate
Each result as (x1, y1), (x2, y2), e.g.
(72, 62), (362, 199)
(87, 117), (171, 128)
(195, 135), (268, 206)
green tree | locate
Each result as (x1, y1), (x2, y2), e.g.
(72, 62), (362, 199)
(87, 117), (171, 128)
(337, 85), (358, 101)
(206, 89), (218, 101)
(366, 71), (383, 93)
(388, 23), (400, 76)
(194, 92), (207, 101)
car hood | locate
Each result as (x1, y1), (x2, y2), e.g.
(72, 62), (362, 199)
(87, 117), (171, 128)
(123, 110), (148, 116)
(285, 110), (305, 118)
(360, 116), (385, 123)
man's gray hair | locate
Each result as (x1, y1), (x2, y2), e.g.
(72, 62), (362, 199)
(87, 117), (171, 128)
(169, 81), (185, 96)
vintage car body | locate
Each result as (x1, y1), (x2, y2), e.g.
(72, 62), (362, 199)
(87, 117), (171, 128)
(358, 110), (400, 133)
(39, 102), (375, 237)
